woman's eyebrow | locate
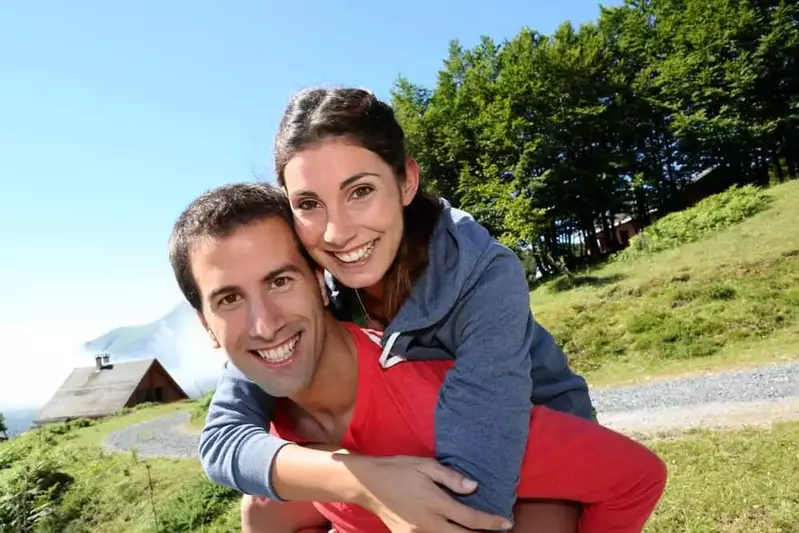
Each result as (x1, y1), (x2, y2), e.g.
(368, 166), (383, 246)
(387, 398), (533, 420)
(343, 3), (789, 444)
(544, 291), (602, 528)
(292, 172), (381, 198)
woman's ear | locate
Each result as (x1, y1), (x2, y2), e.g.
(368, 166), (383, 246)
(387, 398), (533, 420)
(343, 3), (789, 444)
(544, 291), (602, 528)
(401, 157), (421, 206)
(315, 269), (330, 307)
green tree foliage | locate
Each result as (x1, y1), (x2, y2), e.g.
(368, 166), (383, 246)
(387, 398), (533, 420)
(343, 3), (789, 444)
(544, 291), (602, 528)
(0, 412), (8, 441)
(391, 0), (798, 278)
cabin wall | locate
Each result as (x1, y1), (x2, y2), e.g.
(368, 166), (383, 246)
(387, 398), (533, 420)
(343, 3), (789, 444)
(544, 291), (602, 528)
(127, 365), (188, 407)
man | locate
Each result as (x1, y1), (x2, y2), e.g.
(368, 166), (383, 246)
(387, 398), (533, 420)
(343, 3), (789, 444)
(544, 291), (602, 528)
(168, 182), (666, 533)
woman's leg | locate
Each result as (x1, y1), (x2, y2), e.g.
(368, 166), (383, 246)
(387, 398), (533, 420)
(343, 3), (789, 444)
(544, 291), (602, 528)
(511, 499), (580, 532)
(517, 407), (668, 533)
(241, 494), (331, 533)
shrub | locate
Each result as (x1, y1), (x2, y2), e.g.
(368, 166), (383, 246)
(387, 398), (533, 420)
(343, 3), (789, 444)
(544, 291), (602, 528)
(0, 441), (32, 471)
(190, 393), (214, 426)
(0, 455), (75, 532)
(157, 477), (240, 532)
(619, 185), (771, 259)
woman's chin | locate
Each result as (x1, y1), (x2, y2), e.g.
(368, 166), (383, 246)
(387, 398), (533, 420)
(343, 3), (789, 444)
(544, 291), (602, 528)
(329, 267), (385, 292)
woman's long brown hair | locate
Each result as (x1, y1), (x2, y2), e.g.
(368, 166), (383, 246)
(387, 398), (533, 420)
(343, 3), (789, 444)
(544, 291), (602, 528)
(274, 87), (443, 323)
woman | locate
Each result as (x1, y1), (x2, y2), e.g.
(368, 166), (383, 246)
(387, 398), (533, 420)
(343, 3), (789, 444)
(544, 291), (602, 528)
(200, 87), (664, 532)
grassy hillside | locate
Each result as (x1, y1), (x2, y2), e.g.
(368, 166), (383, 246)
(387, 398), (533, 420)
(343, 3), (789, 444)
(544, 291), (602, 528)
(0, 403), (242, 533)
(531, 181), (799, 386)
(646, 421), (799, 532)
(2, 404), (797, 532)
(3, 182), (797, 532)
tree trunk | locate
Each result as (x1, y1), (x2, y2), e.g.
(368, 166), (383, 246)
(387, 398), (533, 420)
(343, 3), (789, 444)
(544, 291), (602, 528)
(771, 148), (784, 182)
(583, 221), (600, 258)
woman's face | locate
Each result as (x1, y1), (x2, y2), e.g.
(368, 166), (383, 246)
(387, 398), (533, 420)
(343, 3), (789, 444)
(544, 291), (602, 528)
(282, 138), (419, 293)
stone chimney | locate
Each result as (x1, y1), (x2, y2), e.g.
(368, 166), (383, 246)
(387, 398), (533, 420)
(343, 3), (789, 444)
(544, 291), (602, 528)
(95, 353), (112, 370)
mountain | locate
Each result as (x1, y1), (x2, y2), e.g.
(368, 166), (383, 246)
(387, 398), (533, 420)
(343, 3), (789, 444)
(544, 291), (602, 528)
(3, 407), (39, 437)
(82, 302), (223, 398)
(3, 303), (224, 436)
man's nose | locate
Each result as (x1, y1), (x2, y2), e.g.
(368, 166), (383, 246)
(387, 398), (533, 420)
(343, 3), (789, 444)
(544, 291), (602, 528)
(248, 297), (286, 340)
(323, 209), (357, 248)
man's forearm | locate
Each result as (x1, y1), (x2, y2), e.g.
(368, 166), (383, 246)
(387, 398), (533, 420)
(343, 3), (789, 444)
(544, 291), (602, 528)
(272, 444), (371, 506)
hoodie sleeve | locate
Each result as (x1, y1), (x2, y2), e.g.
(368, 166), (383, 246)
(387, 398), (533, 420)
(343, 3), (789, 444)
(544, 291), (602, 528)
(199, 362), (291, 498)
(434, 246), (534, 520)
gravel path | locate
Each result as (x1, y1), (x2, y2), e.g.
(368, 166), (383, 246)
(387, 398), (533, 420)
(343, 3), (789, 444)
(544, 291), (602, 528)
(592, 361), (799, 434)
(106, 361), (799, 458)
(591, 362), (798, 412)
(105, 411), (199, 459)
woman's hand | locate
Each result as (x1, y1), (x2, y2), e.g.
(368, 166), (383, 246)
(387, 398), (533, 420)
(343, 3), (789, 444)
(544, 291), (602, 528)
(352, 455), (513, 533)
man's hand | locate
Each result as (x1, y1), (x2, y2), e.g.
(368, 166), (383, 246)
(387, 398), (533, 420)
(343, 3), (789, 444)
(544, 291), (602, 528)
(351, 455), (513, 533)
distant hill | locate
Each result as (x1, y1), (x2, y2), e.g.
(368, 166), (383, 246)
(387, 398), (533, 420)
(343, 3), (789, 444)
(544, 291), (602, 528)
(6, 303), (224, 435)
(3, 407), (38, 437)
(82, 302), (223, 398)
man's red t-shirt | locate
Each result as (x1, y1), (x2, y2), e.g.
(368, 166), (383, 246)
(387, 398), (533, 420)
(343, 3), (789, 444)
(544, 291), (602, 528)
(269, 323), (664, 533)
(271, 323), (460, 533)
(270, 322), (457, 532)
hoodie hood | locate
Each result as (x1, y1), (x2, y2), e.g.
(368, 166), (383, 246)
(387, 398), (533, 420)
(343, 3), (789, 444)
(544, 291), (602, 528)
(385, 202), (494, 334)
(323, 201), (494, 335)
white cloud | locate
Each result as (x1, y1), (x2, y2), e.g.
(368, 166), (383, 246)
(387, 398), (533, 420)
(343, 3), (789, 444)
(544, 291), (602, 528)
(0, 321), (90, 409)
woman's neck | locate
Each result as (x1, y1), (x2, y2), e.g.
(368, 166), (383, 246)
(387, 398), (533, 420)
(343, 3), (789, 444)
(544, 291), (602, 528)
(357, 285), (387, 329)
(363, 281), (383, 300)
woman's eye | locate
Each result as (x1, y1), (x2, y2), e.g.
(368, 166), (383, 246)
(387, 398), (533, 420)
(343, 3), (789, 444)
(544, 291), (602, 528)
(297, 198), (320, 210)
(351, 185), (374, 199)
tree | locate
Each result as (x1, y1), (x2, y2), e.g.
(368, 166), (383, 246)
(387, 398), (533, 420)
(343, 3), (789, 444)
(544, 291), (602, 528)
(0, 411), (8, 441)
(392, 0), (799, 277)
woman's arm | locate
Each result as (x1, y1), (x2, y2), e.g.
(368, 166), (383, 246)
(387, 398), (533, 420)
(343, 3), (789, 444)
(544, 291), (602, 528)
(434, 246), (536, 520)
(200, 362), (511, 532)
(199, 363), (291, 497)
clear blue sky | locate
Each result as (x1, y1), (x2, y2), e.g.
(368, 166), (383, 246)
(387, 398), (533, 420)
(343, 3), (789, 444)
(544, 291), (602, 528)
(0, 0), (615, 406)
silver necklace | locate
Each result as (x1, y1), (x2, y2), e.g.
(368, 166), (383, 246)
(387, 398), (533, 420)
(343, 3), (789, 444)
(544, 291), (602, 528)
(354, 289), (372, 324)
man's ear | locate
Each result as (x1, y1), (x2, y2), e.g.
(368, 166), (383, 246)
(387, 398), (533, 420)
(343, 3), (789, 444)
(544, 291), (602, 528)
(196, 310), (220, 349)
(315, 269), (330, 307)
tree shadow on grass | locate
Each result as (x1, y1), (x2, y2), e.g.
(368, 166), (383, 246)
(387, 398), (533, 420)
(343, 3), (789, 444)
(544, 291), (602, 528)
(552, 273), (627, 293)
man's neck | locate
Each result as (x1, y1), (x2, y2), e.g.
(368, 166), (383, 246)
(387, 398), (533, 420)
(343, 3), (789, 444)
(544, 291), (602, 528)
(289, 314), (358, 420)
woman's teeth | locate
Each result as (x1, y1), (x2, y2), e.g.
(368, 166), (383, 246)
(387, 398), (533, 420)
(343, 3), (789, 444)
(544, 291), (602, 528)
(334, 240), (376, 263)
(256, 334), (299, 363)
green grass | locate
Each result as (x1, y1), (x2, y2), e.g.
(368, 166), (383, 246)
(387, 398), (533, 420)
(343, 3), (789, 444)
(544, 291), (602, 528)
(0, 402), (241, 533)
(3, 403), (796, 532)
(619, 184), (773, 259)
(531, 180), (799, 386)
(646, 421), (799, 532)
(188, 393), (213, 432)
(3, 182), (798, 532)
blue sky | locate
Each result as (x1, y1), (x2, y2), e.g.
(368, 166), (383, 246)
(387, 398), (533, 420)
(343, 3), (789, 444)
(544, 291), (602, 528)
(0, 0), (616, 407)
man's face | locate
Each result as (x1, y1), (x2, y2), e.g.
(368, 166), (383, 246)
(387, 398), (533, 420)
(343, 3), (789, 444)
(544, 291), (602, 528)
(190, 216), (328, 398)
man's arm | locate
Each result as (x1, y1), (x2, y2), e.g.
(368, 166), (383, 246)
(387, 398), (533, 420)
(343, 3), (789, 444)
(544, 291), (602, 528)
(435, 247), (535, 520)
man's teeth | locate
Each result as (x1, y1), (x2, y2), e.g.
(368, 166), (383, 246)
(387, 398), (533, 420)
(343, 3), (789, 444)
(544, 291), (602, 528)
(256, 335), (299, 363)
(334, 241), (376, 263)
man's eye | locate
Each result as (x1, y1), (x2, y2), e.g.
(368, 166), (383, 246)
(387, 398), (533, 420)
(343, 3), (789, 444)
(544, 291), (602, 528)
(272, 276), (292, 290)
(219, 294), (241, 306)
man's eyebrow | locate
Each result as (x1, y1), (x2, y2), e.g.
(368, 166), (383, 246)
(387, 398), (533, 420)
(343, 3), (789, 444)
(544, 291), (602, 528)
(291, 172), (380, 198)
(262, 264), (304, 283)
(206, 264), (304, 303)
